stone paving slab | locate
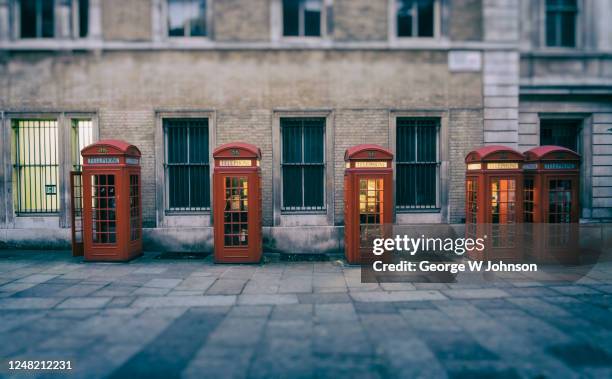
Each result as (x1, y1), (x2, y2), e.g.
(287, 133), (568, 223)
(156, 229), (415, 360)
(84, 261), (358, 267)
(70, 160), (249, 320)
(0, 250), (611, 378)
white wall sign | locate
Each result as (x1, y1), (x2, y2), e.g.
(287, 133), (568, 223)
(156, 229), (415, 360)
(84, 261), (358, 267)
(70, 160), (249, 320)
(448, 51), (482, 72)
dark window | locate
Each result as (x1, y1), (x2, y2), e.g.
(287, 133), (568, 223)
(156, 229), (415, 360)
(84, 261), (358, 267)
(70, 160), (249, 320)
(540, 119), (580, 151)
(168, 0), (207, 37)
(397, 0), (435, 37)
(546, 0), (577, 47)
(396, 118), (439, 210)
(281, 118), (325, 211)
(283, 0), (322, 37)
(164, 119), (210, 211)
(12, 120), (60, 214)
(78, 0), (89, 37)
(20, 0), (55, 38)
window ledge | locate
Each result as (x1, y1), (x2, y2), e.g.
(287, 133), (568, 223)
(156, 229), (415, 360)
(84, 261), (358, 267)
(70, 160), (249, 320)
(396, 208), (441, 214)
(281, 210), (326, 215)
(165, 210), (211, 215)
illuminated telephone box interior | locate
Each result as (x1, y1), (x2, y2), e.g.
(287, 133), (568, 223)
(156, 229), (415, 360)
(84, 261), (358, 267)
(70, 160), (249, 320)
(465, 146), (524, 261)
(344, 144), (393, 264)
(213, 142), (262, 263)
(523, 146), (580, 263)
(81, 140), (142, 262)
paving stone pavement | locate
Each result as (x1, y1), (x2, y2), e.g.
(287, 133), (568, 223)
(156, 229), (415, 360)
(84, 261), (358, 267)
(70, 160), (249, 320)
(0, 250), (612, 378)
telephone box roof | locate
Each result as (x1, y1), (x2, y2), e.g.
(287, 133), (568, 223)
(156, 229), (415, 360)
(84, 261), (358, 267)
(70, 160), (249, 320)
(344, 144), (393, 161)
(525, 145), (580, 160)
(81, 139), (141, 157)
(213, 142), (261, 159)
(465, 145), (523, 162)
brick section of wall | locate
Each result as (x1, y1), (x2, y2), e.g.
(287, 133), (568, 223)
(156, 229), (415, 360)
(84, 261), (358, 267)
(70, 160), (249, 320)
(99, 109), (156, 226)
(333, 0), (388, 41)
(450, 0), (483, 41)
(333, 109), (389, 223)
(518, 111), (538, 151)
(589, 113), (612, 220)
(213, 0), (269, 42)
(483, 51), (519, 148)
(216, 109), (273, 224)
(449, 109), (484, 223)
(483, 0), (519, 42)
(102, 0), (152, 41)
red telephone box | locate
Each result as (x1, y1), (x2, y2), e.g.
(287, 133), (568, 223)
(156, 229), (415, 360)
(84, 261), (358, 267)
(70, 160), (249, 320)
(81, 140), (142, 262)
(213, 142), (262, 263)
(523, 145), (580, 263)
(465, 145), (524, 261)
(344, 144), (393, 264)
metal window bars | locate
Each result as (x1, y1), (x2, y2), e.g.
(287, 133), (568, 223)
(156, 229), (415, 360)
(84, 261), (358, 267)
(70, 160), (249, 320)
(164, 119), (210, 211)
(396, 118), (440, 210)
(280, 117), (325, 212)
(12, 119), (60, 214)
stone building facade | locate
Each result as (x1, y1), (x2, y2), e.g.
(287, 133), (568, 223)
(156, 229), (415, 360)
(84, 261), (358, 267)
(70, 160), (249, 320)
(0, 0), (610, 253)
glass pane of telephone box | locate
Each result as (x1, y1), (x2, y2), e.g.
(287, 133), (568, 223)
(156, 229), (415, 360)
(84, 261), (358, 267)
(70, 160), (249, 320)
(223, 177), (249, 247)
(358, 178), (384, 247)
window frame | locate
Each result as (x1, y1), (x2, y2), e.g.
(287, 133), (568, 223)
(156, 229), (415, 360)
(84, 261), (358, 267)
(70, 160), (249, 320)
(272, 0), (332, 42)
(163, 118), (211, 213)
(272, 110), (333, 227)
(2, 112), (98, 228)
(390, 0), (441, 41)
(279, 116), (327, 213)
(541, 0), (581, 49)
(394, 117), (441, 212)
(162, 0), (212, 40)
(11, 118), (61, 215)
(10, 0), (90, 39)
(71, 118), (95, 172)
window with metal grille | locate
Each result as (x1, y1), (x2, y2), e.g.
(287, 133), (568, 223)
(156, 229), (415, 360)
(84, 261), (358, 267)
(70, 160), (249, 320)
(164, 119), (210, 211)
(540, 119), (580, 151)
(546, 0), (577, 47)
(12, 120), (60, 214)
(71, 119), (94, 172)
(396, 118), (439, 210)
(283, 0), (322, 37)
(168, 0), (207, 37)
(397, 0), (435, 37)
(281, 118), (325, 211)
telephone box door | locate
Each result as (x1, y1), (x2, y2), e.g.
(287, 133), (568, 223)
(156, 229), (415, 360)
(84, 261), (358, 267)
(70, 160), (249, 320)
(356, 175), (391, 261)
(70, 171), (84, 257)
